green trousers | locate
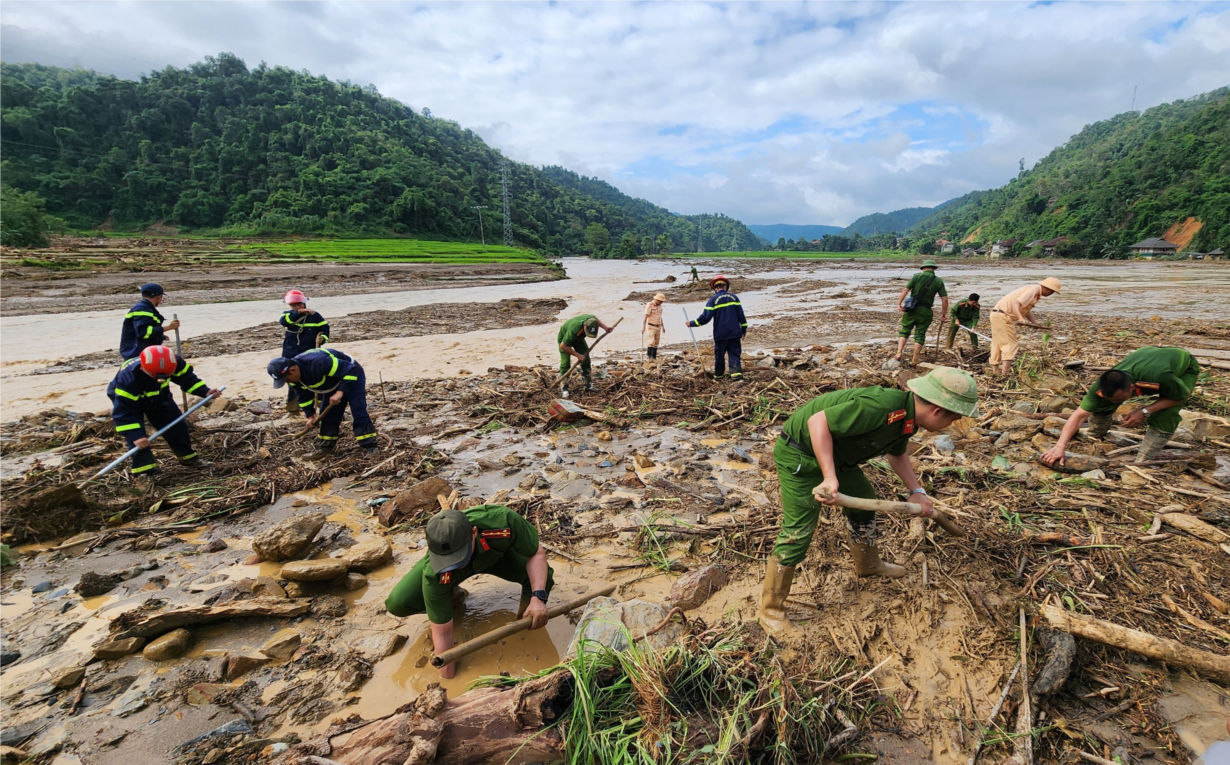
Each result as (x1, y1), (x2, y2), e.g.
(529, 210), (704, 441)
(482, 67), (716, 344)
(385, 552), (555, 620)
(559, 338), (591, 377)
(946, 319), (979, 349)
(772, 438), (876, 567)
(899, 307), (934, 345)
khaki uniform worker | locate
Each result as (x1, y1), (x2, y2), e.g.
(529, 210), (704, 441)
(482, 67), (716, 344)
(643, 293), (666, 360)
(895, 259), (949, 366)
(759, 368), (979, 639)
(990, 278), (1061, 375)
(946, 294), (982, 349)
(1041, 347), (1199, 465)
(385, 505), (554, 678)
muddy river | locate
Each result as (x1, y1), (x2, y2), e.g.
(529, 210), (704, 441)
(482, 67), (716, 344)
(2, 257), (1228, 419)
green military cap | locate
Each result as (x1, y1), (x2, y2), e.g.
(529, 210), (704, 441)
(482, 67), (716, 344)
(907, 366), (979, 417)
(583, 318), (599, 337)
(921, 259), (939, 269)
(426, 509), (474, 573)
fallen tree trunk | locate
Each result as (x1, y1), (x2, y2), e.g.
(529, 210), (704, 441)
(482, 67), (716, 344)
(1041, 603), (1230, 685)
(109, 598), (310, 640)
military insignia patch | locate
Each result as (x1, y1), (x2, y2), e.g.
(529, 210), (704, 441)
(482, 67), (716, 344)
(479, 538), (491, 552)
(903, 419), (915, 435)
(481, 528), (512, 539)
(887, 409), (907, 424)
(440, 571), (451, 584)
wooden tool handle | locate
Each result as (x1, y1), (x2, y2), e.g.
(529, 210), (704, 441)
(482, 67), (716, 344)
(431, 583), (617, 668)
(548, 317), (624, 390)
(294, 399), (338, 438)
(815, 487), (965, 538)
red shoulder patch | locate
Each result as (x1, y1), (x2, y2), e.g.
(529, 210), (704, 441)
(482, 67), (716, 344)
(478, 538), (491, 552)
(887, 409), (907, 424)
(480, 528), (512, 539)
(440, 571), (451, 585)
(903, 419), (915, 435)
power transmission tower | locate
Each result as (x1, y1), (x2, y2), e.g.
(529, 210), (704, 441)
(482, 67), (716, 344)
(471, 205), (487, 246)
(500, 161), (514, 247)
(697, 220), (703, 253)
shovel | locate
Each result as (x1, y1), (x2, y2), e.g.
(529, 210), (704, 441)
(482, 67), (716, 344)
(23, 387), (226, 510)
(294, 398), (338, 438)
(172, 313), (187, 411)
(546, 317), (623, 392)
(813, 485), (965, 537)
(681, 308), (707, 375)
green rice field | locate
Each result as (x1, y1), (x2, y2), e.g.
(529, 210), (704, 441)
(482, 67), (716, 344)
(235, 238), (549, 264)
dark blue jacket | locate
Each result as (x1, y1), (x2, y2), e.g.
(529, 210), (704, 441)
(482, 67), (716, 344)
(119, 299), (166, 360)
(108, 354), (209, 434)
(288, 348), (363, 399)
(279, 310), (330, 357)
(688, 290), (747, 341)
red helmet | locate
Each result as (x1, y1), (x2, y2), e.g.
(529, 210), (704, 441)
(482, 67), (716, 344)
(710, 275), (730, 289)
(139, 345), (177, 377)
(284, 290), (307, 305)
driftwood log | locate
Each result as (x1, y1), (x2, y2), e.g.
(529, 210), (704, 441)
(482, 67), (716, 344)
(1041, 603), (1230, 685)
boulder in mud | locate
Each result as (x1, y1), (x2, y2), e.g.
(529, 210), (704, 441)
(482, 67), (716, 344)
(94, 636), (146, 660)
(668, 565), (728, 611)
(345, 537), (393, 573)
(75, 571), (123, 598)
(552, 478), (597, 501)
(50, 666), (86, 689)
(280, 559), (347, 582)
(1040, 395), (1070, 414)
(353, 631), (407, 662)
(225, 654), (269, 680)
(252, 512), (327, 562)
(311, 595), (348, 618)
(260, 629), (302, 661)
(379, 477), (453, 527)
(251, 576), (287, 599)
(142, 628), (191, 661)
(566, 597), (685, 658)
(993, 414), (1037, 433)
(343, 573), (368, 591)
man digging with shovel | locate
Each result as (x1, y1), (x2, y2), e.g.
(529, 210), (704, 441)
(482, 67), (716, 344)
(557, 314), (614, 398)
(267, 348), (378, 455)
(758, 367), (979, 639)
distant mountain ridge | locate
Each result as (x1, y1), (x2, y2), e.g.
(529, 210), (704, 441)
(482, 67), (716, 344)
(746, 223), (843, 244)
(839, 206), (942, 237)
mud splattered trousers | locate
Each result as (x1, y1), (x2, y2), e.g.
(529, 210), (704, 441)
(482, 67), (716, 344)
(771, 436), (877, 566)
(899, 307), (934, 345)
(317, 369), (377, 451)
(110, 394), (199, 475)
(559, 339), (591, 378)
(946, 319), (979, 349)
(714, 337), (743, 379)
(385, 553), (555, 619)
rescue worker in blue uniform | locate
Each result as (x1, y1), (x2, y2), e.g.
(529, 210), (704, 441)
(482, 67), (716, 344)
(108, 345), (220, 481)
(686, 274), (747, 380)
(120, 283), (180, 360)
(267, 349), (378, 453)
(278, 290), (330, 415)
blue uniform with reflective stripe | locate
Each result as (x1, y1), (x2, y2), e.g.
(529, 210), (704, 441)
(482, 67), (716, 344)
(688, 290), (746, 341)
(107, 353), (210, 474)
(119, 299), (166, 360)
(287, 349), (377, 449)
(279, 310), (330, 357)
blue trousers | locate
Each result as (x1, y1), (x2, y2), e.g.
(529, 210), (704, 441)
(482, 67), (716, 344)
(318, 367), (377, 449)
(110, 394), (198, 474)
(714, 337), (743, 378)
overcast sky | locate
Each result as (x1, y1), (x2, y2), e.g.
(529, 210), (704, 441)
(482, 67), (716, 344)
(3, 2), (1228, 226)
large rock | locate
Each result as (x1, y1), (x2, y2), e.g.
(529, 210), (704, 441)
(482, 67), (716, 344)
(378, 477), (453, 527)
(280, 559), (348, 581)
(566, 597), (685, 658)
(142, 629), (191, 661)
(260, 629), (302, 661)
(94, 636), (146, 660)
(251, 512), (326, 562)
(993, 414), (1037, 433)
(668, 565), (728, 611)
(552, 478), (597, 501)
(225, 654), (269, 680)
(345, 538), (393, 572)
(353, 631), (407, 662)
(1040, 396), (1070, 414)
(251, 576), (287, 599)
(75, 571), (123, 598)
(50, 666), (86, 689)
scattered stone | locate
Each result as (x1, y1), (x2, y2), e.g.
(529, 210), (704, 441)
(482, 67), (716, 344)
(311, 595), (348, 618)
(879, 358), (902, 371)
(1040, 375), (1076, 393)
(201, 538), (228, 553)
(31, 581), (53, 594)
(0, 650), (20, 667)
(173, 720), (253, 754)
(50, 665), (86, 689)
(251, 576), (287, 599)
(284, 582), (308, 599)
(94, 637), (146, 660)
(1030, 433), (1054, 451)
(668, 565), (728, 610)
(1081, 469), (1107, 480)
(552, 478), (598, 501)
(379, 476), (454, 527)
(260, 629), (302, 661)
(1040, 395), (1069, 413)
(207, 397), (239, 413)
(501, 454), (522, 467)
(993, 413), (1037, 433)
(343, 573), (368, 591)
(142, 629), (191, 661)
(616, 471), (645, 488)
(225, 654), (269, 680)
(0, 746), (29, 762)
(932, 434), (956, 454)
(567, 598), (685, 657)
(633, 454), (655, 469)
(75, 571), (124, 598)
(132, 537), (155, 551)
(251, 512), (327, 562)
(291, 498), (309, 507)
(1010, 401), (1039, 414)
(244, 401), (273, 415)
(281, 559), (348, 581)
(597, 431), (613, 442)
(111, 685), (148, 717)
(353, 631), (407, 662)
(345, 537), (393, 572)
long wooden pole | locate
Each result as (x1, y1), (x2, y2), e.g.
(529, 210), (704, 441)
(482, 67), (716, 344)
(431, 583), (617, 668)
(814, 487), (965, 537)
(547, 317), (623, 391)
(173, 313), (187, 411)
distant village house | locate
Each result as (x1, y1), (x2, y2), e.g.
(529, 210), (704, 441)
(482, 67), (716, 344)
(1128, 238), (1178, 258)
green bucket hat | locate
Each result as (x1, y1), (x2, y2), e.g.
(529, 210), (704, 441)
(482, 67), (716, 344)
(921, 259), (939, 269)
(906, 366), (979, 418)
(426, 509), (474, 574)
(583, 318), (599, 337)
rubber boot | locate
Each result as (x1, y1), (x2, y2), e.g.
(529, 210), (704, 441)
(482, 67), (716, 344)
(847, 520), (906, 578)
(560, 383), (571, 399)
(583, 374), (594, 392)
(285, 399), (300, 414)
(1086, 412), (1114, 440)
(1136, 427), (1173, 462)
(757, 556), (800, 639)
(910, 343), (922, 367)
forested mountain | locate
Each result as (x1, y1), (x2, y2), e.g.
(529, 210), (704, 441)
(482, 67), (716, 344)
(0, 56), (757, 257)
(840, 205), (942, 237)
(910, 87), (1230, 256)
(745, 223), (843, 244)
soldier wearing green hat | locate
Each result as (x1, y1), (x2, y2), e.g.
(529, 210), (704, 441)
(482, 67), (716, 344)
(895, 259), (949, 367)
(557, 313), (615, 398)
(758, 367), (979, 639)
(385, 505), (554, 678)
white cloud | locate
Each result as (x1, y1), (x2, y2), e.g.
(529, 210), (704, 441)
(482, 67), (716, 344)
(2, 1), (1227, 226)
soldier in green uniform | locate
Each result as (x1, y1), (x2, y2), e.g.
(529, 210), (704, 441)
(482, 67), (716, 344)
(1041, 347), (1199, 466)
(895, 259), (949, 366)
(758, 367), (979, 639)
(557, 314), (614, 398)
(945, 293), (981, 349)
(385, 506), (554, 678)
(690, 266), (699, 282)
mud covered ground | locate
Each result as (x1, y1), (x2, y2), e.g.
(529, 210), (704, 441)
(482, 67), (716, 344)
(3, 306), (1229, 764)
(27, 298), (569, 376)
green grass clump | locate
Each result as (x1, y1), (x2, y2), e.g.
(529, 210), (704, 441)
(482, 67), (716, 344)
(236, 238), (548, 265)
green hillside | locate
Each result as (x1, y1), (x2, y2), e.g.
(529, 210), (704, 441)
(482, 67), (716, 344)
(911, 87), (1230, 256)
(841, 206), (939, 237)
(0, 55), (757, 257)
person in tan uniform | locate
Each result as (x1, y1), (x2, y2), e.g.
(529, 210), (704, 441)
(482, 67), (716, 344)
(643, 292), (666, 360)
(990, 277), (1061, 375)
